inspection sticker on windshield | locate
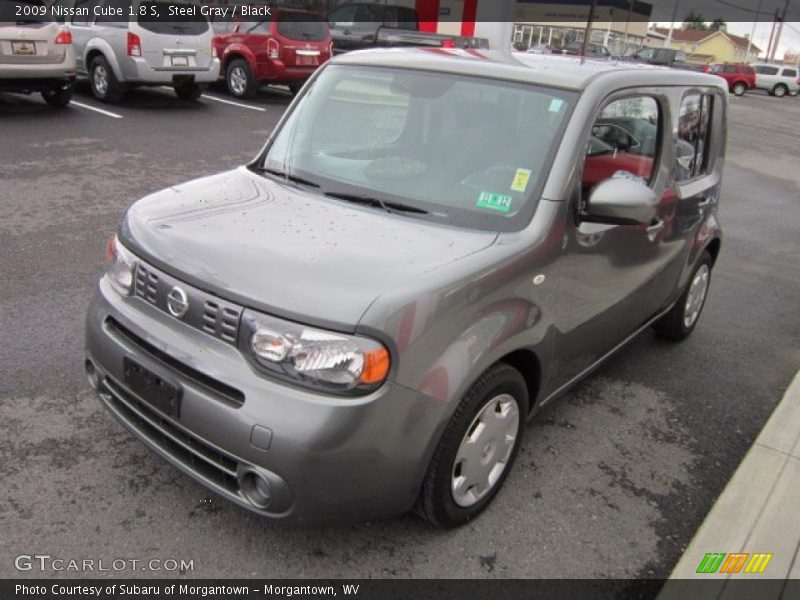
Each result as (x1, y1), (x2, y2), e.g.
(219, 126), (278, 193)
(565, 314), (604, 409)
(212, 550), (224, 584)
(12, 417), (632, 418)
(549, 98), (565, 113)
(510, 168), (532, 193)
(477, 192), (513, 213)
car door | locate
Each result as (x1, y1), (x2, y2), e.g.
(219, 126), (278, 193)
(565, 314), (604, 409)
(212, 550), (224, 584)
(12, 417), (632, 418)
(554, 92), (680, 384)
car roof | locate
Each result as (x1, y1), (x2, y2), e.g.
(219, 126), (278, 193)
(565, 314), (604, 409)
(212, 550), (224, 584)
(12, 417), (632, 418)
(332, 48), (725, 92)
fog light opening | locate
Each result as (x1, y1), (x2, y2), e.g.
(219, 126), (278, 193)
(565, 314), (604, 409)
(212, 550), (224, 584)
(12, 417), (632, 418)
(240, 471), (273, 509)
(85, 359), (99, 390)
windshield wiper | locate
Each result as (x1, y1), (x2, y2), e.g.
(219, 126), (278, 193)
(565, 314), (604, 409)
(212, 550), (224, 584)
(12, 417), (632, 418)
(257, 167), (321, 189)
(325, 192), (429, 215)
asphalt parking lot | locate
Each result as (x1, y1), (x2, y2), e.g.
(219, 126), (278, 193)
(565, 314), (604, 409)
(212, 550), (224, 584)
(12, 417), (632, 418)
(1, 83), (798, 580)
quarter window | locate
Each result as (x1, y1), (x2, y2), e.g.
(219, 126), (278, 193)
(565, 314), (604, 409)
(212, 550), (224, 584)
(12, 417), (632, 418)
(582, 96), (660, 195)
(677, 93), (713, 181)
(782, 69), (797, 78)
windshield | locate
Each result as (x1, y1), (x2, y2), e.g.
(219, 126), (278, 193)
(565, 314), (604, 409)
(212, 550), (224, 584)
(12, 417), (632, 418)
(260, 65), (574, 232)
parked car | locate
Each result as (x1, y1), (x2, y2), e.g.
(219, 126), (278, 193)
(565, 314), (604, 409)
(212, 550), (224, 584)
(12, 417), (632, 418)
(702, 63), (755, 96)
(526, 44), (552, 55)
(0, 0), (76, 107)
(623, 47), (700, 71)
(561, 41), (611, 58)
(62, 0), (220, 102)
(326, 3), (486, 53)
(87, 50), (726, 527)
(213, 8), (331, 98)
(752, 62), (800, 97)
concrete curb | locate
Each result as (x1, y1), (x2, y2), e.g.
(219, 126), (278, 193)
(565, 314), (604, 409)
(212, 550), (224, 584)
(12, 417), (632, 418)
(659, 369), (800, 598)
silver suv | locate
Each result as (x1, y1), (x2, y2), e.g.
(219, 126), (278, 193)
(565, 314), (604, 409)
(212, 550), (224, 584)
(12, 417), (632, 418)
(61, 0), (220, 102)
(86, 51), (727, 527)
(0, 1), (76, 107)
(752, 62), (800, 97)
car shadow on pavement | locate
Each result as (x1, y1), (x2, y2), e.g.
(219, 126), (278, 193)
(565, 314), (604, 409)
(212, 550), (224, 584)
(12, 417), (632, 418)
(74, 81), (210, 112)
(0, 92), (85, 120)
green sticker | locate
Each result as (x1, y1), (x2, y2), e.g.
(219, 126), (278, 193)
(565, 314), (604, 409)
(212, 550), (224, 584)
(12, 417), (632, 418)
(476, 192), (513, 213)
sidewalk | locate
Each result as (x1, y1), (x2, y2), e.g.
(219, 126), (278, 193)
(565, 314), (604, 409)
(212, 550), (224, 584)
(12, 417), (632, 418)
(659, 370), (800, 599)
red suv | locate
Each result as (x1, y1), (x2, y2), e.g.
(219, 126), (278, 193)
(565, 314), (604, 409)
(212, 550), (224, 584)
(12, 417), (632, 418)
(703, 63), (756, 96)
(213, 9), (332, 98)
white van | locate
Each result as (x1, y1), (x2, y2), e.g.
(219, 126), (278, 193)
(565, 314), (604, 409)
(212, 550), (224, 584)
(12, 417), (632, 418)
(752, 63), (799, 97)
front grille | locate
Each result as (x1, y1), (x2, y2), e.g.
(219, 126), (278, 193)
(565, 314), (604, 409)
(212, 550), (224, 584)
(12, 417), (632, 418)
(132, 260), (243, 347)
(134, 263), (159, 304)
(106, 317), (245, 407)
(100, 376), (241, 497)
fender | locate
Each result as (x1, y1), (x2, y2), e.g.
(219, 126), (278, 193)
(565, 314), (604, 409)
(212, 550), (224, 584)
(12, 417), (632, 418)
(84, 37), (124, 81)
(221, 43), (257, 72)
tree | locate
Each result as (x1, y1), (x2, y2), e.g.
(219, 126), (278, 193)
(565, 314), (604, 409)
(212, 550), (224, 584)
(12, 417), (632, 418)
(683, 11), (708, 30)
(709, 18), (727, 31)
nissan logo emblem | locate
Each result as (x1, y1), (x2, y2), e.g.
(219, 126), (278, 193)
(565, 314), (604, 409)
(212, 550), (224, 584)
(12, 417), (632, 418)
(166, 286), (189, 318)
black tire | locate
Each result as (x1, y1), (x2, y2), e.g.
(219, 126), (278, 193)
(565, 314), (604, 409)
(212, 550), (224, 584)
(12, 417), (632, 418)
(773, 84), (788, 98)
(174, 81), (203, 101)
(41, 84), (73, 108)
(89, 55), (124, 103)
(225, 58), (257, 99)
(416, 363), (528, 528)
(732, 82), (746, 97)
(653, 251), (713, 341)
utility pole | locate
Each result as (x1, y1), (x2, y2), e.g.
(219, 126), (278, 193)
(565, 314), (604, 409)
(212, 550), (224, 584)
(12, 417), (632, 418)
(580, 0), (598, 61)
(769, 0), (791, 62)
(766, 9), (779, 61)
(664, 0), (680, 48)
(745, 0), (763, 63)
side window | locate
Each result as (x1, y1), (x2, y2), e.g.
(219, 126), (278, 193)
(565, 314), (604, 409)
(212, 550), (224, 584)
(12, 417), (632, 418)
(782, 69), (797, 78)
(582, 96), (660, 195)
(72, 0), (100, 25)
(758, 66), (779, 76)
(244, 19), (271, 34)
(677, 93), (713, 182)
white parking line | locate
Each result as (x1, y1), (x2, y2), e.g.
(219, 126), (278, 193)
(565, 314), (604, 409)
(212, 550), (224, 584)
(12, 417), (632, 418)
(201, 94), (266, 112)
(71, 101), (123, 119)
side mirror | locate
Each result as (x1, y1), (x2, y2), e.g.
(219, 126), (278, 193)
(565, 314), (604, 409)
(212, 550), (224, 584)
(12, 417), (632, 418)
(585, 177), (657, 225)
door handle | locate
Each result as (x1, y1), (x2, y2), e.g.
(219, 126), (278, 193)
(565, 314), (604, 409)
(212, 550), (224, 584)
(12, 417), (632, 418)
(697, 198), (713, 208)
(646, 218), (664, 242)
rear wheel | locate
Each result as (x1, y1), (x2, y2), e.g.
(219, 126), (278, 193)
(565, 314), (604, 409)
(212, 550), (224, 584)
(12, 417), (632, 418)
(416, 363), (527, 528)
(174, 81), (203, 101)
(41, 83), (73, 108)
(653, 252), (713, 341)
(732, 82), (746, 96)
(89, 55), (124, 103)
(772, 84), (788, 98)
(226, 59), (257, 99)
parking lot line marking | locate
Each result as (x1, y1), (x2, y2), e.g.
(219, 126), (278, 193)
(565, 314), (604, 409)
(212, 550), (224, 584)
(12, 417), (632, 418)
(71, 101), (123, 119)
(201, 94), (266, 112)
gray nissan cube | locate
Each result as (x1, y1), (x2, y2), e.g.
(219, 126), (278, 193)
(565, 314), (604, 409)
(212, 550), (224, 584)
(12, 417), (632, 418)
(86, 49), (726, 527)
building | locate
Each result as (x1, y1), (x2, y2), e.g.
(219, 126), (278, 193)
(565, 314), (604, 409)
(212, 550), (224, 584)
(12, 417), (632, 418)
(649, 27), (762, 65)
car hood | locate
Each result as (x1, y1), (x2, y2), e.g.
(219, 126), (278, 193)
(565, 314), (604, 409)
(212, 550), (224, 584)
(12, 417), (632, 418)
(121, 167), (497, 331)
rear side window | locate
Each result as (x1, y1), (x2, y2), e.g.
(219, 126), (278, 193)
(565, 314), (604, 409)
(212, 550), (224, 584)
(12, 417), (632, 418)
(782, 69), (797, 78)
(677, 93), (713, 181)
(95, 0), (128, 26)
(277, 12), (327, 41)
(137, 1), (209, 35)
(582, 96), (661, 195)
(243, 19), (271, 35)
(756, 65), (779, 75)
(72, 0), (101, 24)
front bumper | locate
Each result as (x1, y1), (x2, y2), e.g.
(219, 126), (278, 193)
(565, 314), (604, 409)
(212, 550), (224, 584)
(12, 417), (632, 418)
(85, 277), (446, 523)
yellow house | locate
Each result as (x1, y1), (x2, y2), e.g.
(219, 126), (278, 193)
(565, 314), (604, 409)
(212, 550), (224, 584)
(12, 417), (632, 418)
(650, 27), (761, 65)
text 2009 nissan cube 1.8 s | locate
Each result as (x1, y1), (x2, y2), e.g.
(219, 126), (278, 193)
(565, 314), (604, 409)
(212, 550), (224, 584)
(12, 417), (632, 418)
(86, 49), (726, 527)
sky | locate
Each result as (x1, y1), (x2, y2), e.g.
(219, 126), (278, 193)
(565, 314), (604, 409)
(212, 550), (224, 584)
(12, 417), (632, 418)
(649, 0), (800, 57)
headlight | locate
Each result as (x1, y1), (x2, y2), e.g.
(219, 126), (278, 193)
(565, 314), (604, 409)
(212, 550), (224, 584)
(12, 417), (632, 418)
(242, 311), (390, 395)
(105, 234), (137, 295)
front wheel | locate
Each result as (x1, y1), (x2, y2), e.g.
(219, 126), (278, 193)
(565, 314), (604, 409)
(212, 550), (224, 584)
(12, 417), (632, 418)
(416, 363), (527, 528)
(41, 84), (73, 108)
(653, 251), (713, 341)
(732, 82), (746, 96)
